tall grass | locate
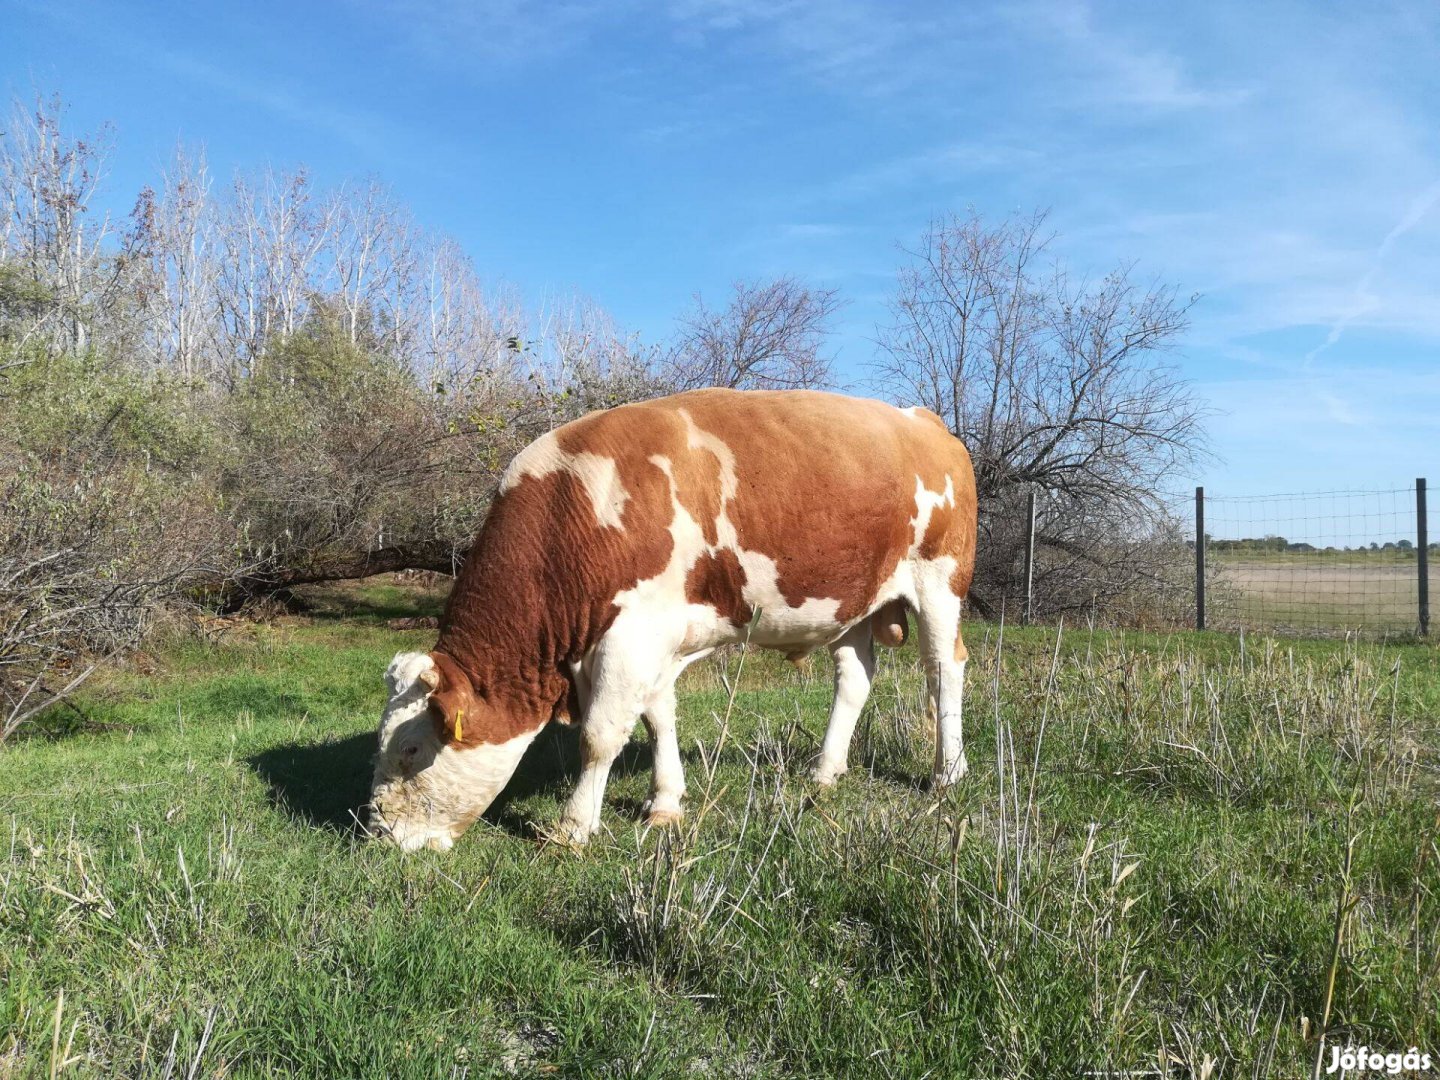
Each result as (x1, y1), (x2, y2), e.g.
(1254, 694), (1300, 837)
(1, 584), (1437, 1077)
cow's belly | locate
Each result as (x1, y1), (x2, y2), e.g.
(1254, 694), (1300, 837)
(669, 543), (917, 657)
(679, 594), (878, 656)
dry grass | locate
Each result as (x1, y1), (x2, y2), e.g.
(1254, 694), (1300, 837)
(1212, 556), (1436, 635)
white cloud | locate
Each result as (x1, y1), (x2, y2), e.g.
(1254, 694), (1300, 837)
(1017, 0), (1250, 111)
(22, 1), (399, 157)
(1303, 177), (1440, 368)
(1194, 366), (1440, 493)
(151, 51), (397, 158)
(776, 222), (857, 240)
(361, 0), (624, 69)
(816, 142), (1046, 204)
(663, 0), (913, 89)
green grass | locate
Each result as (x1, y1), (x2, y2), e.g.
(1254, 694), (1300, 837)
(2, 582), (1439, 1077)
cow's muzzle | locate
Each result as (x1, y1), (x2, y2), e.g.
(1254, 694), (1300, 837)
(365, 803), (453, 851)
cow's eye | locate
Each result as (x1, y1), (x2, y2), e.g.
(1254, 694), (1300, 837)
(402, 744), (418, 758)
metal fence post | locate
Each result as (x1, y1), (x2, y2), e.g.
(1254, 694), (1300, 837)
(1022, 488), (1036, 626)
(1418, 478), (1430, 637)
(1195, 486), (1206, 631)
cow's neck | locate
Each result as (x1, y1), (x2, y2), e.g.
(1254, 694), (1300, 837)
(432, 496), (598, 724)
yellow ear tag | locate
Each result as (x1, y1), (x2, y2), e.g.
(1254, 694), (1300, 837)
(454, 709), (463, 742)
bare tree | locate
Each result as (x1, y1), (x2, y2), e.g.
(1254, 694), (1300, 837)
(662, 276), (841, 391)
(0, 94), (698, 718)
(873, 209), (1207, 618)
(324, 178), (417, 351)
(131, 146), (223, 378)
(0, 95), (139, 354)
(413, 235), (524, 394)
(214, 166), (335, 376)
(0, 94), (684, 618)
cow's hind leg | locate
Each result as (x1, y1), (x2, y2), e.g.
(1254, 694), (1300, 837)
(913, 565), (969, 788)
(640, 680), (685, 826)
(811, 621), (877, 786)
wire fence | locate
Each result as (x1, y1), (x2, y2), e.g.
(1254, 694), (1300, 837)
(1196, 485), (1430, 638)
(1009, 481), (1432, 639)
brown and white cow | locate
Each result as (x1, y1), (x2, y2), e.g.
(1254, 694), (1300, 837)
(368, 389), (976, 850)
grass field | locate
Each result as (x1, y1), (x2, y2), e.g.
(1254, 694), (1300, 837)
(1211, 553), (1436, 635)
(2, 580), (1439, 1078)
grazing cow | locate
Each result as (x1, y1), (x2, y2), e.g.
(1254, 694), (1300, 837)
(368, 389), (976, 850)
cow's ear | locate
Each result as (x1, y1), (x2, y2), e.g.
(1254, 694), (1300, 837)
(426, 653), (478, 746)
(429, 688), (469, 745)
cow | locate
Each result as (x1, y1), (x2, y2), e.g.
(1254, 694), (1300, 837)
(368, 388), (977, 851)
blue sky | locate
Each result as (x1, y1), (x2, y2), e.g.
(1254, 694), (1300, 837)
(5, 0), (1439, 508)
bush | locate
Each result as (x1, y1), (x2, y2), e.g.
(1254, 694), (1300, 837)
(215, 315), (500, 596)
(0, 349), (240, 736)
(0, 449), (232, 737)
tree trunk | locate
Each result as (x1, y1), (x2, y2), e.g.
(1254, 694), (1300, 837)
(216, 542), (459, 611)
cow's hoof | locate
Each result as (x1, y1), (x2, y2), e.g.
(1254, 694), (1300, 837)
(931, 753), (969, 791)
(542, 818), (592, 849)
(810, 764), (847, 787)
(640, 795), (684, 827)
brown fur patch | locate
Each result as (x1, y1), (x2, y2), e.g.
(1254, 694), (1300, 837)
(672, 445), (723, 548)
(670, 392), (975, 622)
(426, 651), (489, 747)
(684, 548), (752, 627)
(435, 462), (674, 743)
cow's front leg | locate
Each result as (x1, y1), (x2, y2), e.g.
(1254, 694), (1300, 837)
(552, 699), (635, 846)
(553, 630), (672, 846)
(640, 681), (685, 826)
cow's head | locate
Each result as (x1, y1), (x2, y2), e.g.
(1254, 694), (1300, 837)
(367, 651), (538, 851)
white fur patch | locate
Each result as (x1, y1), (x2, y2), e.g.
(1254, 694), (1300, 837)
(908, 474), (956, 555)
(384, 651), (436, 696)
(677, 409), (738, 502)
(686, 409), (843, 646)
(734, 548), (844, 642)
(616, 418), (847, 654)
(499, 429), (630, 529)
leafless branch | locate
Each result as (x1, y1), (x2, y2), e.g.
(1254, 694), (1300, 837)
(662, 276), (842, 392)
(871, 209), (1210, 619)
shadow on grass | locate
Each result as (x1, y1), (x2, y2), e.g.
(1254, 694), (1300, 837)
(20, 677), (321, 746)
(250, 732), (376, 834)
(190, 680), (312, 724)
(248, 721), (661, 840)
(483, 723), (660, 838)
(293, 580), (449, 626)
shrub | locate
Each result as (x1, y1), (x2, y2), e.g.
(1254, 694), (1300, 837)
(0, 349), (238, 737)
(0, 448), (233, 737)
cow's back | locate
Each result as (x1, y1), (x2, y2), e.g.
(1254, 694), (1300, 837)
(440, 390), (975, 680)
(660, 391), (974, 630)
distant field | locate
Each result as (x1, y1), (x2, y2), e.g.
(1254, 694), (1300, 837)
(1, 578), (1438, 1077)
(1211, 552), (1435, 634)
